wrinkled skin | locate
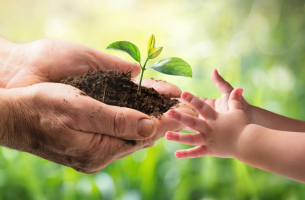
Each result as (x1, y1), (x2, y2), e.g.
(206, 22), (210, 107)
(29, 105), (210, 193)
(0, 38), (181, 97)
(0, 38), (193, 173)
(2, 83), (195, 174)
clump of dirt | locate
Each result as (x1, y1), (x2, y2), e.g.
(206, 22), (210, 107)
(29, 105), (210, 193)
(123, 140), (137, 146)
(60, 70), (178, 117)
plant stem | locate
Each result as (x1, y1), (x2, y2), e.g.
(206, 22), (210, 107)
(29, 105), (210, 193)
(137, 69), (145, 95)
(137, 58), (149, 95)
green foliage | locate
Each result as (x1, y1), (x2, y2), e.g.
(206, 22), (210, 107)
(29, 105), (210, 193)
(106, 41), (141, 63)
(106, 34), (192, 94)
(148, 57), (192, 77)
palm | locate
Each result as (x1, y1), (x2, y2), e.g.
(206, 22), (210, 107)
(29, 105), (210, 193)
(199, 69), (251, 119)
(5, 39), (141, 88)
(214, 94), (230, 112)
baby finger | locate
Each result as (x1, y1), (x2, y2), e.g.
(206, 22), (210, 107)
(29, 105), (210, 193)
(166, 131), (206, 146)
(167, 110), (210, 134)
(175, 146), (209, 159)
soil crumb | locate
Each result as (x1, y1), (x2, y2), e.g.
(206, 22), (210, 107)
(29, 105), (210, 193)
(123, 140), (137, 146)
(60, 70), (178, 117)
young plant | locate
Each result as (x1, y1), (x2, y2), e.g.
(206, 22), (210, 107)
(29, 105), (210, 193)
(106, 34), (192, 94)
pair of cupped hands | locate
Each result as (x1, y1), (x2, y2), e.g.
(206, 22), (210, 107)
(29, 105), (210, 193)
(0, 38), (252, 174)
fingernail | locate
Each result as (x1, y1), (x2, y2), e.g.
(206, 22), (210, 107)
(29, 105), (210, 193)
(181, 92), (188, 99)
(166, 132), (173, 140)
(175, 151), (181, 158)
(137, 119), (153, 137)
(215, 69), (219, 75)
(167, 110), (175, 118)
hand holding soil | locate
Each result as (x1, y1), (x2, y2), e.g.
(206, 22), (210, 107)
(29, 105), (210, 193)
(0, 38), (141, 88)
(0, 82), (195, 174)
(0, 37), (196, 173)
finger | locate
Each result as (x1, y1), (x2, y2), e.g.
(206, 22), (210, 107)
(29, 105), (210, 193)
(88, 48), (141, 77)
(228, 88), (243, 111)
(211, 69), (234, 95)
(202, 98), (216, 110)
(166, 131), (205, 146)
(183, 126), (197, 132)
(199, 97), (208, 102)
(167, 110), (209, 134)
(175, 146), (209, 158)
(93, 135), (140, 173)
(68, 94), (157, 140)
(174, 99), (198, 116)
(126, 107), (198, 149)
(132, 78), (182, 98)
(152, 106), (198, 139)
(107, 107), (198, 160)
(82, 106), (200, 173)
(181, 92), (216, 120)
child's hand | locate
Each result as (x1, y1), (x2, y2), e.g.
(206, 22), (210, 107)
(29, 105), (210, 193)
(203, 69), (253, 120)
(166, 88), (250, 158)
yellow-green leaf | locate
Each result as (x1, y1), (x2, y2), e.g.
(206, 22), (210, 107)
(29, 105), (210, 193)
(147, 34), (155, 53)
(106, 41), (141, 63)
(148, 47), (163, 59)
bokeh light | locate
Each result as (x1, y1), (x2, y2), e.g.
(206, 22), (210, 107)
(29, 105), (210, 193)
(1, 0), (305, 199)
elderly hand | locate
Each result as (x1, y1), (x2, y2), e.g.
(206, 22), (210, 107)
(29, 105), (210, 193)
(0, 38), (190, 173)
(0, 83), (194, 174)
(0, 38), (181, 97)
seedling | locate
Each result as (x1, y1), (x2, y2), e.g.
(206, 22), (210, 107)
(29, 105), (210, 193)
(106, 34), (192, 95)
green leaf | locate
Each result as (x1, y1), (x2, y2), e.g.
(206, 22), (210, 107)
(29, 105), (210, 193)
(106, 41), (141, 63)
(148, 47), (163, 59)
(148, 57), (192, 77)
(147, 34), (155, 53)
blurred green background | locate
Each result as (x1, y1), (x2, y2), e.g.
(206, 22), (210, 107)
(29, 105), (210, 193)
(1, 0), (305, 199)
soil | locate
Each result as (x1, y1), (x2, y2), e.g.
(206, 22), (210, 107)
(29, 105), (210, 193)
(60, 70), (179, 118)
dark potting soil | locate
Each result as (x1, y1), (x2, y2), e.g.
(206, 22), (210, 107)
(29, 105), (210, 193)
(60, 70), (178, 117)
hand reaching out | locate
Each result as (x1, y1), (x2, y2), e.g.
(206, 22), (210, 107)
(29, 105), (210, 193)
(165, 89), (249, 159)
(200, 69), (253, 120)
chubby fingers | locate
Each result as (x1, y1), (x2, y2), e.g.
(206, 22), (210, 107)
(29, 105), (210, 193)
(228, 88), (243, 111)
(166, 131), (205, 145)
(175, 98), (198, 116)
(152, 106), (198, 139)
(175, 146), (209, 159)
(167, 109), (209, 134)
(211, 69), (234, 95)
(133, 78), (182, 98)
(181, 92), (216, 120)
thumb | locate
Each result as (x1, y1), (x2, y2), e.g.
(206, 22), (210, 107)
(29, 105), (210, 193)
(71, 96), (157, 140)
(211, 69), (234, 95)
(228, 88), (243, 111)
(96, 105), (157, 140)
(89, 48), (141, 77)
